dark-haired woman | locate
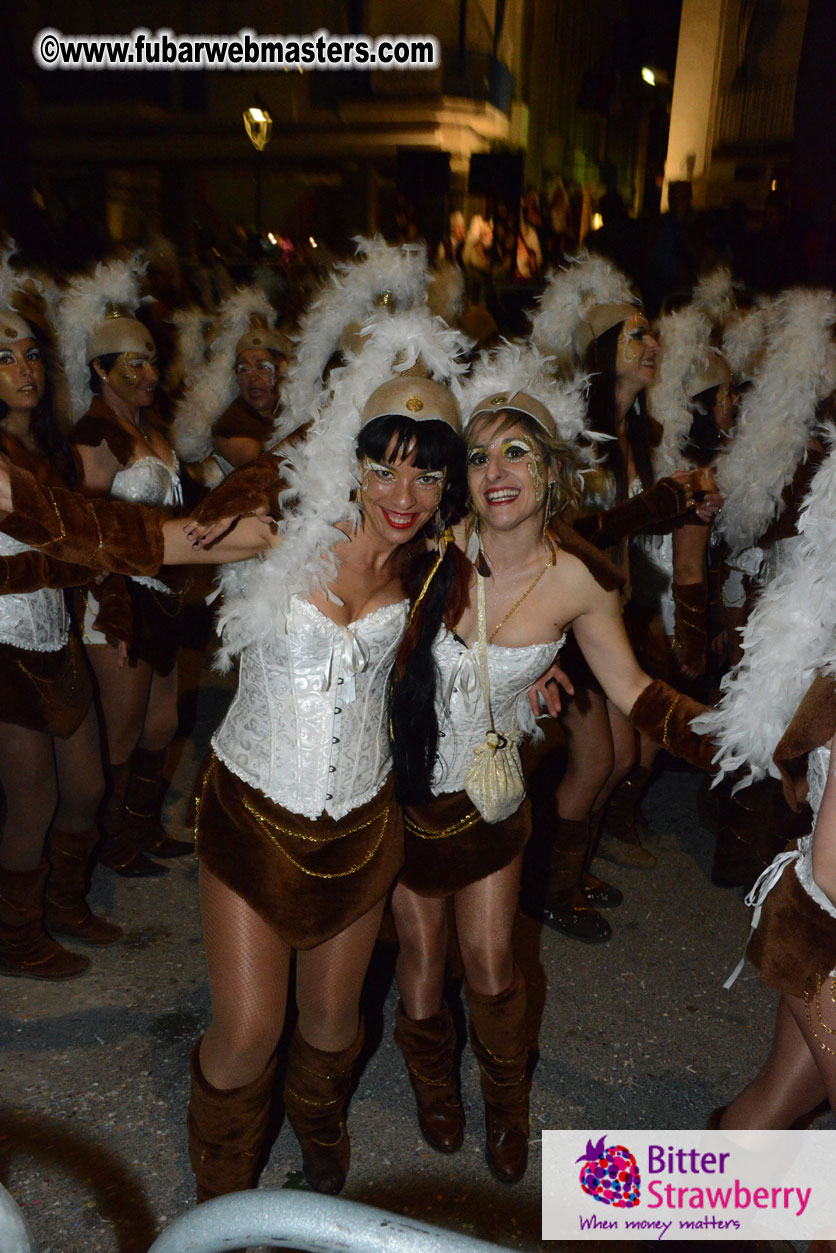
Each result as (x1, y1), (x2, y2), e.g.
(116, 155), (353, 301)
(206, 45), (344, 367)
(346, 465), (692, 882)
(541, 306), (716, 941)
(0, 311), (120, 980)
(72, 314), (192, 876)
(389, 386), (716, 1185)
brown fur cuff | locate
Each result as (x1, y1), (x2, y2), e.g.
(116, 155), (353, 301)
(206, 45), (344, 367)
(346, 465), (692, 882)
(574, 477), (690, 550)
(3, 461), (164, 576)
(0, 549), (94, 592)
(672, 581), (707, 674)
(629, 677), (716, 771)
(189, 452), (289, 530)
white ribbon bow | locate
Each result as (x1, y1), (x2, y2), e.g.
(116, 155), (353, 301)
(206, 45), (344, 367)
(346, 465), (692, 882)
(723, 847), (800, 990)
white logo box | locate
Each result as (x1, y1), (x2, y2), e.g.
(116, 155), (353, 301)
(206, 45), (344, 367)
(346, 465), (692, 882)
(543, 1129), (836, 1242)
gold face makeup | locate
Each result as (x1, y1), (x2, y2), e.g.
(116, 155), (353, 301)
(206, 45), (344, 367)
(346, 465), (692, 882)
(360, 457), (445, 508)
(467, 435), (548, 504)
(618, 313), (653, 364)
(101, 351), (158, 409)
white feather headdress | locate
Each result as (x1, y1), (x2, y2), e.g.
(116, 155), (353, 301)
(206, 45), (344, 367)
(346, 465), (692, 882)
(213, 302), (471, 669)
(721, 299), (773, 381)
(54, 256), (145, 421)
(427, 262), (466, 326)
(278, 236), (431, 442)
(713, 288), (836, 552)
(692, 430), (836, 787)
(691, 266), (737, 327)
(529, 251), (637, 358)
(171, 287), (276, 463)
(650, 304), (720, 477)
(458, 338), (590, 451)
(166, 306), (214, 404)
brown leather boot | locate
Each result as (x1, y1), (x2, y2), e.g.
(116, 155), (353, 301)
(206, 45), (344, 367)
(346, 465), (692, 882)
(283, 1023), (364, 1195)
(44, 826), (122, 945)
(123, 747), (194, 859)
(0, 860), (90, 980)
(394, 1001), (464, 1153)
(597, 767), (657, 869)
(539, 816), (611, 943)
(98, 761), (168, 878)
(467, 969), (530, 1184)
(187, 1039), (277, 1203)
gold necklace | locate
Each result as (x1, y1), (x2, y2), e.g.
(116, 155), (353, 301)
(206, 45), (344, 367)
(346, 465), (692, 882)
(486, 551), (553, 643)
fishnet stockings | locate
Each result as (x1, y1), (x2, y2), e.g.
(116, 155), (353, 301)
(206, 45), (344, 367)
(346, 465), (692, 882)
(0, 705), (103, 872)
(393, 853), (523, 1018)
(198, 866), (385, 1089)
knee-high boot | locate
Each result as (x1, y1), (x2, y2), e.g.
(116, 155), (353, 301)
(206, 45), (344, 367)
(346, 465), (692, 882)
(597, 766), (657, 868)
(97, 761), (167, 878)
(283, 1023), (365, 1195)
(394, 1000), (464, 1152)
(187, 1039), (277, 1203)
(0, 860), (90, 980)
(123, 747), (194, 859)
(539, 816), (611, 943)
(467, 969), (530, 1184)
(44, 826), (122, 945)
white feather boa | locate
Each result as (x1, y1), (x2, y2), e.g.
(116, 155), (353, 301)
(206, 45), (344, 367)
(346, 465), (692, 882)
(650, 304), (717, 477)
(54, 256), (145, 421)
(427, 262), (466, 325)
(529, 251), (637, 355)
(212, 304), (471, 669)
(692, 433), (836, 787)
(166, 306), (213, 408)
(713, 288), (836, 552)
(171, 287), (275, 462)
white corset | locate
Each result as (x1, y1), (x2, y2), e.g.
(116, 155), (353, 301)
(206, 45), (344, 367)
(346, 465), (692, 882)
(212, 596), (408, 820)
(112, 456), (182, 595)
(430, 628), (562, 795)
(0, 530), (69, 652)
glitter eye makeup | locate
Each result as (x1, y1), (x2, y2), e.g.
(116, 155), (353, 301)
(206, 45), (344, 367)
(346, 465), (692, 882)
(500, 438), (534, 459)
(467, 445), (488, 467)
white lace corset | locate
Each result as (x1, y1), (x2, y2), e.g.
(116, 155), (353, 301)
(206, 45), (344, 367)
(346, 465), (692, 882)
(0, 530), (68, 652)
(212, 596), (408, 820)
(111, 456), (182, 593)
(430, 628), (562, 795)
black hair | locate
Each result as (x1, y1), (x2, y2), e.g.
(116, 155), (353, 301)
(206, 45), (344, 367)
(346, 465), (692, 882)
(359, 412), (471, 806)
(684, 385), (721, 467)
(583, 322), (656, 495)
(88, 352), (120, 395)
(0, 325), (78, 486)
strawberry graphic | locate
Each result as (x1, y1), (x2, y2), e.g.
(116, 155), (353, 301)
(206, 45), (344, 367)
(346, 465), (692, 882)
(576, 1135), (641, 1207)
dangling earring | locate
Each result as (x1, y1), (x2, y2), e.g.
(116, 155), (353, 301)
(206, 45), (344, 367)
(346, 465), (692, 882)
(542, 481), (554, 542)
(433, 511), (444, 551)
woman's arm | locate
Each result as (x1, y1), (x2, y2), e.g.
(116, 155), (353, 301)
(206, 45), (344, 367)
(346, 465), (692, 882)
(811, 733), (836, 906)
(0, 456), (274, 572)
(213, 433), (263, 469)
(76, 441), (121, 495)
(571, 576), (716, 770)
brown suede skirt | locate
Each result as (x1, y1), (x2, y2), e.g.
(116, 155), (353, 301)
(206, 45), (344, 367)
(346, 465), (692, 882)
(0, 631), (93, 739)
(401, 788), (531, 897)
(128, 581), (185, 676)
(194, 754), (404, 949)
(747, 847), (836, 1000)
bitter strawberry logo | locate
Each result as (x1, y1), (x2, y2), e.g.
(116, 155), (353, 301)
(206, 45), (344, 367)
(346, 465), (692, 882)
(577, 1135), (641, 1207)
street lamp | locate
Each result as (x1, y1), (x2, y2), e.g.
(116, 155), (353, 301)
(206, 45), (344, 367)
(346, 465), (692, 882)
(243, 98), (273, 238)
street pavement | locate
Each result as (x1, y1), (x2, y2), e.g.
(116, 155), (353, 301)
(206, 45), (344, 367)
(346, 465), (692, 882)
(0, 644), (821, 1252)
